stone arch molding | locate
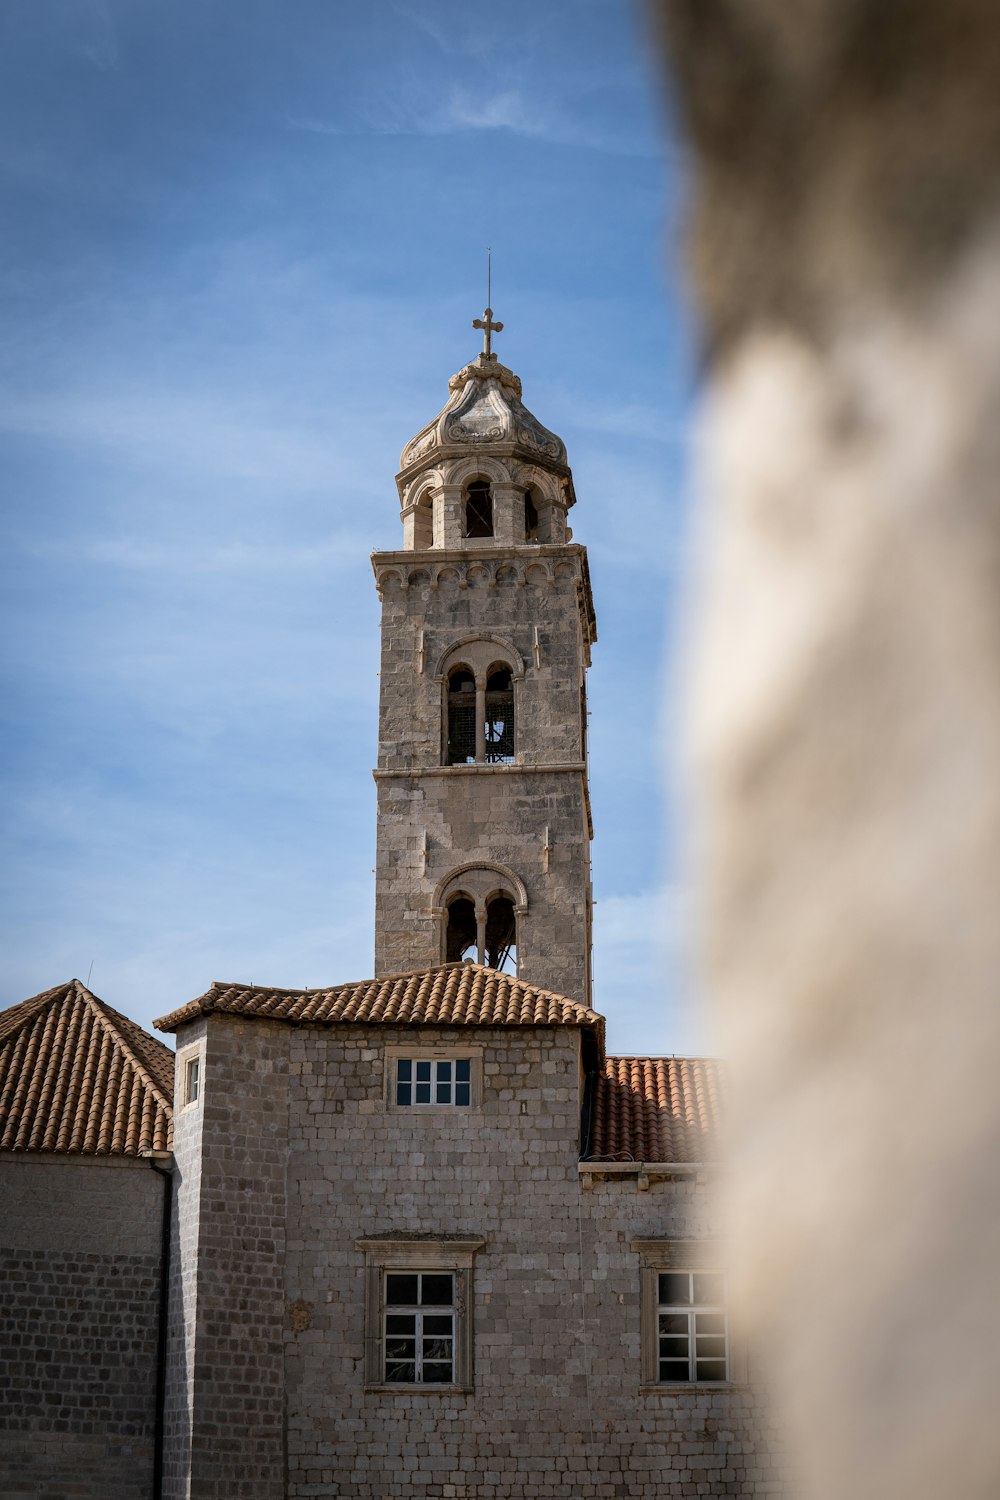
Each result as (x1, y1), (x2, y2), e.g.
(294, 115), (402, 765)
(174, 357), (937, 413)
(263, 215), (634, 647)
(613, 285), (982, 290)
(435, 634), (526, 683)
(442, 455), (511, 489)
(399, 466), (446, 511)
(434, 861), (529, 916)
(511, 463), (563, 507)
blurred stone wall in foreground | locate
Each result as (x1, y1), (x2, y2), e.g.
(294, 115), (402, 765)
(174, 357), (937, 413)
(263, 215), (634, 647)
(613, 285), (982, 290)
(650, 3), (1000, 1497)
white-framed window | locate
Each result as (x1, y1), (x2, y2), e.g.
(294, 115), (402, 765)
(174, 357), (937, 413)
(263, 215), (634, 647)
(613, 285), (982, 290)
(655, 1270), (728, 1383)
(185, 1055), (201, 1105)
(383, 1271), (456, 1383)
(632, 1239), (743, 1388)
(176, 1043), (204, 1112)
(356, 1236), (485, 1392)
(394, 1057), (472, 1107)
(384, 1047), (483, 1111)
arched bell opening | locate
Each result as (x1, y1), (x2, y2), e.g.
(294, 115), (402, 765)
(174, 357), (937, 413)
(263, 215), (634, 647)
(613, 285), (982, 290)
(443, 889), (517, 975)
(523, 487), (539, 543)
(445, 895), (478, 963)
(412, 491), (434, 549)
(464, 480), (494, 539)
(446, 666), (477, 765)
(485, 894), (517, 974)
(484, 665), (515, 764)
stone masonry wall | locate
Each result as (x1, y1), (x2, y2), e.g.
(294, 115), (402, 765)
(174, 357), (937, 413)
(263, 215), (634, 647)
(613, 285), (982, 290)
(0, 1153), (164, 1500)
(164, 1016), (289, 1500)
(375, 769), (591, 1001)
(373, 550), (593, 1001)
(278, 1020), (781, 1499)
(374, 550), (590, 774)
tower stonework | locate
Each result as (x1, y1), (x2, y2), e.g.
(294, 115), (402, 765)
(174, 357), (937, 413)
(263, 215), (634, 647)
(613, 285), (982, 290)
(372, 335), (597, 1004)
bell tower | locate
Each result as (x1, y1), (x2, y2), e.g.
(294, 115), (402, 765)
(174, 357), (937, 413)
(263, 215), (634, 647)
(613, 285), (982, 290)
(371, 308), (597, 1004)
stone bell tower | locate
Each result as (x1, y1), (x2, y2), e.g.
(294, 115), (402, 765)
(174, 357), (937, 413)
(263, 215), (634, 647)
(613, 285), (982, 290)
(371, 307), (597, 1004)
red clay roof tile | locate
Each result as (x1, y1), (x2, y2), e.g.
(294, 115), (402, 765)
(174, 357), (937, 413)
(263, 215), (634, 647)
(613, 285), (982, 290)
(154, 962), (605, 1048)
(587, 1055), (722, 1163)
(0, 980), (173, 1156)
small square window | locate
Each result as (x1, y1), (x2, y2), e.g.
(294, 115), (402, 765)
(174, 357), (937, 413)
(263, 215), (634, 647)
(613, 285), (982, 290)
(386, 1050), (481, 1110)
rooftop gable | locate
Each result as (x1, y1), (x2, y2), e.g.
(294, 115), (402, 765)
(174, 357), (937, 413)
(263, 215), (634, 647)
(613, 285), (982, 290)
(155, 962), (605, 1049)
(0, 980), (174, 1156)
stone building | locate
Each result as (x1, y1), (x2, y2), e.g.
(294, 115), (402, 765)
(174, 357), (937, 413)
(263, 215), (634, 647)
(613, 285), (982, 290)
(0, 322), (783, 1498)
(0, 980), (173, 1500)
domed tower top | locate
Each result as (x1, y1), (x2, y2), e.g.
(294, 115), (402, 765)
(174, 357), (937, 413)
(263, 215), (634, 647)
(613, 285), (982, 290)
(395, 306), (576, 551)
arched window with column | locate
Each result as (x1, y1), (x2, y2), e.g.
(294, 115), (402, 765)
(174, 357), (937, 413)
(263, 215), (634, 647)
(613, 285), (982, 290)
(437, 865), (527, 977)
(439, 640), (521, 767)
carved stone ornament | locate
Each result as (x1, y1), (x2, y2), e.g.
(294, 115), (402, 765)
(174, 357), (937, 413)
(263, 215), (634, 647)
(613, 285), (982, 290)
(397, 351), (569, 474)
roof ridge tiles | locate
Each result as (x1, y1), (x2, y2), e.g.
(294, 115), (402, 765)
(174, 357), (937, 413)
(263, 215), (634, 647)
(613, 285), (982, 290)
(72, 982), (174, 1113)
(154, 962), (604, 1035)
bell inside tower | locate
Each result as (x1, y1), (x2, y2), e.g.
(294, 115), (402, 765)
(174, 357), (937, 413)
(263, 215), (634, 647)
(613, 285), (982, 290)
(445, 892), (517, 974)
(464, 480), (494, 538)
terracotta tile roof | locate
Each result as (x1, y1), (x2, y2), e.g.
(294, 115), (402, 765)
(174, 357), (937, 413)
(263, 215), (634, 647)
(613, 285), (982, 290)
(0, 980), (174, 1156)
(586, 1055), (723, 1164)
(155, 962), (605, 1046)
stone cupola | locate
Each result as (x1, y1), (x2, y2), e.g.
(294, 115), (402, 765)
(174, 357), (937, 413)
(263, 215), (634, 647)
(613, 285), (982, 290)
(396, 351), (576, 550)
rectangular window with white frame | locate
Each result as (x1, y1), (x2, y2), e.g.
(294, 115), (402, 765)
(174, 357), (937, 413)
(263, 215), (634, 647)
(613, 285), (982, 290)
(176, 1043), (204, 1112)
(383, 1271), (456, 1383)
(185, 1055), (201, 1105)
(357, 1236), (485, 1392)
(384, 1047), (482, 1111)
(632, 1238), (743, 1388)
(655, 1269), (728, 1382)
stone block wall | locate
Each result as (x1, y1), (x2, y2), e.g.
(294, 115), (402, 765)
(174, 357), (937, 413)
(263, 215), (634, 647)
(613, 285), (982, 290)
(374, 768), (592, 1000)
(372, 549), (594, 1000)
(373, 549), (591, 774)
(0, 1153), (165, 1500)
(168, 1012), (783, 1497)
(163, 1016), (289, 1500)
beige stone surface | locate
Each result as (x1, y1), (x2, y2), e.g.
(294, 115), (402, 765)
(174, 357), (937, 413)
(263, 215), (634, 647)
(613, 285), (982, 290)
(654, 1), (1000, 1495)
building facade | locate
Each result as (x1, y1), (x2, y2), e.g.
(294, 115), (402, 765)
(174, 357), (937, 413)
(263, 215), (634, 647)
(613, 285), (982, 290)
(0, 325), (784, 1499)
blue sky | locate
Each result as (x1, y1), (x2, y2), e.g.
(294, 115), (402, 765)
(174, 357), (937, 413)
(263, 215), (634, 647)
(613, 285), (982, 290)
(0, 0), (703, 1055)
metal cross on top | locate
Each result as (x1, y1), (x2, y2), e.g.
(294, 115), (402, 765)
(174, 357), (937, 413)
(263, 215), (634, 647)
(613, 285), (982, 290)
(473, 306), (503, 358)
(472, 249), (503, 357)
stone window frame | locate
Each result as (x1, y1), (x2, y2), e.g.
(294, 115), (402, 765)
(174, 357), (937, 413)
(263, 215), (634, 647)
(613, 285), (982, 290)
(176, 1040), (205, 1112)
(356, 1236), (486, 1393)
(383, 1045), (484, 1113)
(632, 1238), (747, 1390)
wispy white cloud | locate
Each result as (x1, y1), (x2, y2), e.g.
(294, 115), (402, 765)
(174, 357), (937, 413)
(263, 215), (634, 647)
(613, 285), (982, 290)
(81, 0), (120, 70)
(0, 388), (342, 489)
(389, 2), (503, 57)
(287, 84), (658, 159)
(76, 535), (372, 577)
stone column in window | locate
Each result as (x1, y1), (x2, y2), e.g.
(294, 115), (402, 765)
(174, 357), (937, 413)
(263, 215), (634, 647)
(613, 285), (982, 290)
(475, 901), (486, 966)
(491, 482), (521, 546)
(439, 484), (464, 548)
(474, 679), (486, 763)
